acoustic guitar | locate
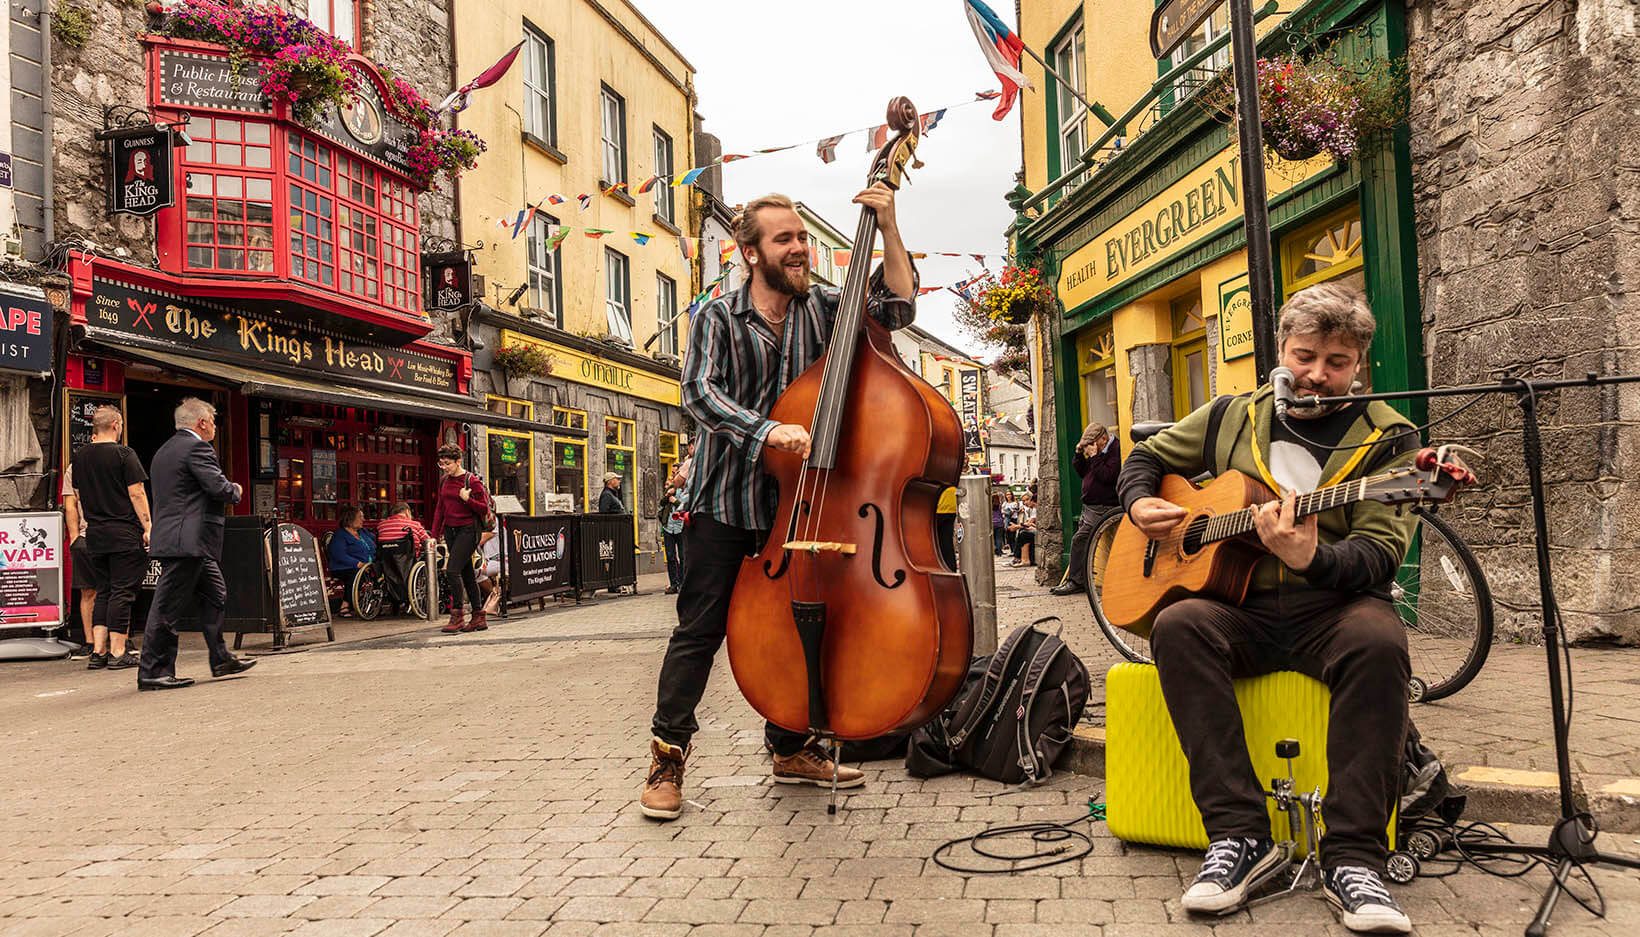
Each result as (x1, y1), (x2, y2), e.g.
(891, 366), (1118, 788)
(1101, 446), (1476, 636)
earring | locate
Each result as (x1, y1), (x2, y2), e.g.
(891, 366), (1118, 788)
(749, 254), (758, 263)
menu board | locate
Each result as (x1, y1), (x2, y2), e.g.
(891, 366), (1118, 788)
(312, 450), (337, 504)
(0, 512), (62, 631)
(65, 390), (121, 463)
(266, 523), (330, 630)
(502, 514), (574, 603)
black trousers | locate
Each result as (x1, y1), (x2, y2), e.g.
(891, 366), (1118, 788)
(1065, 505), (1118, 589)
(139, 556), (233, 679)
(444, 523), (482, 611)
(89, 548), (147, 636)
(662, 530), (684, 589)
(1150, 589), (1410, 872)
(652, 515), (808, 757)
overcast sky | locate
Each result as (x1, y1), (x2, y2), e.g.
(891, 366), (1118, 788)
(632, 0), (1024, 357)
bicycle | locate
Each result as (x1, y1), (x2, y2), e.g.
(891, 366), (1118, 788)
(1085, 454), (1493, 703)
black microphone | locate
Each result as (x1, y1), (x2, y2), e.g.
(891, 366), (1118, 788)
(1271, 366), (1297, 421)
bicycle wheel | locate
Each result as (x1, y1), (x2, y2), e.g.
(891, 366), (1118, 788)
(1396, 507), (1493, 702)
(1086, 509), (1152, 664)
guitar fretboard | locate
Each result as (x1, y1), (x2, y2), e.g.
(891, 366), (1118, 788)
(1200, 477), (1372, 544)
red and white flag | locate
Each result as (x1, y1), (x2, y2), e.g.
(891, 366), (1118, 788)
(816, 134), (844, 164)
(865, 123), (892, 151)
(438, 40), (526, 113)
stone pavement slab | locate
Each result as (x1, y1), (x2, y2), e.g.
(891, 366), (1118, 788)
(2, 569), (1638, 935)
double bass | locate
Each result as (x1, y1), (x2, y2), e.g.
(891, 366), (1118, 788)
(725, 97), (973, 744)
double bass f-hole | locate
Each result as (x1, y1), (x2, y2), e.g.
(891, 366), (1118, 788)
(858, 502), (905, 590)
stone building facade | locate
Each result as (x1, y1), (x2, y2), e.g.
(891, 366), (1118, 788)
(1407, 0), (1640, 643)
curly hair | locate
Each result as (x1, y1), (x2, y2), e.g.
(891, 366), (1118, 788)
(1276, 282), (1376, 352)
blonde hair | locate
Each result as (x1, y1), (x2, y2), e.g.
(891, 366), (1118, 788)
(1277, 282), (1376, 353)
(731, 193), (797, 261)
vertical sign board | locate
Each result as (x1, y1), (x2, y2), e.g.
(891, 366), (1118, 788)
(1217, 272), (1256, 362)
(424, 251), (473, 312)
(265, 523), (332, 640)
(502, 514), (575, 603)
(960, 368), (984, 461)
(106, 128), (176, 217)
(0, 281), (53, 376)
(0, 512), (63, 631)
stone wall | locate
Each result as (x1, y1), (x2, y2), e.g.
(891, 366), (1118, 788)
(1034, 317), (1063, 584)
(1407, 0), (1640, 643)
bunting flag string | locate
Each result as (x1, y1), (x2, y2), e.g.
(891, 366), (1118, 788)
(488, 220), (1009, 262)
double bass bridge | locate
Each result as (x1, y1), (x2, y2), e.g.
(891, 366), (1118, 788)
(782, 540), (857, 555)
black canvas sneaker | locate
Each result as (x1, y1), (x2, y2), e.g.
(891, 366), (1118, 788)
(1323, 865), (1412, 934)
(1180, 836), (1281, 914)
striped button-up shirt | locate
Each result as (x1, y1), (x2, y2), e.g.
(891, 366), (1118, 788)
(682, 266), (916, 531)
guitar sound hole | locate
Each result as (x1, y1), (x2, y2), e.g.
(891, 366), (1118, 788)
(1181, 515), (1212, 555)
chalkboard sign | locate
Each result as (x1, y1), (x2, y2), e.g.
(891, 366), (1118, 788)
(64, 389), (122, 465)
(265, 522), (331, 632)
(502, 514), (574, 603)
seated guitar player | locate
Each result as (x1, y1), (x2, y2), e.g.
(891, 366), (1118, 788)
(1116, 283), (1420, 935)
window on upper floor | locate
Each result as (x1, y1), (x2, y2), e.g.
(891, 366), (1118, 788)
(310, 0), (361, 50)
(526, 212), (562, 326)
(656, 272), (678, 356)
(1052, 21), (1088, 189)
(653, 127), (675, 226)
(605, 247), (632, 344)
(522, 25), (556, 145)
(1168, 7), (1231, 102)
(601, 85), (627, 186)
(183, 116), (277, 274)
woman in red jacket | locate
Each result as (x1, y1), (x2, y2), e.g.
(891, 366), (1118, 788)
(431, 445), (490, 633)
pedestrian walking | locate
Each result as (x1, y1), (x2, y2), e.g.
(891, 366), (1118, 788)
(69, 406), (151, 671)
(431, 446), (489, 634)
(137, 398), (254, 690)
(1051, 421), (1121, 595)
(990, 492), (1008, 557)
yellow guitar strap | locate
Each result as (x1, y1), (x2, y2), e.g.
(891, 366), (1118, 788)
(1248, 398), (1384, 496)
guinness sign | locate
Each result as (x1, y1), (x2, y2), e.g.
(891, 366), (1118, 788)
(107, 128), (175, 217)
(424, 251), (472, 311)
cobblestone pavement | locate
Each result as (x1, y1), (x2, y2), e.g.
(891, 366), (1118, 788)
(3, 571), (1638, 937)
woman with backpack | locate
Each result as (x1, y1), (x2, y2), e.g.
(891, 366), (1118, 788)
(432, 445), (490, 634)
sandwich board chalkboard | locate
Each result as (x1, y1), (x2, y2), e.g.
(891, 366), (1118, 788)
(64, 389), (122, 465)
(264, 522), (334, 647)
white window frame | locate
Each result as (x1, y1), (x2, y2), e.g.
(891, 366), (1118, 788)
(656, 272), (678, 356)
(526, 213), (560, 326)
(310, 0), (357, 48)
(522, 25), (555, 144)
(605, 248), (632, 344)
(600, 86), (626, 186)
(652, 127), (675, 226)
(1053, 22), (1088, 188)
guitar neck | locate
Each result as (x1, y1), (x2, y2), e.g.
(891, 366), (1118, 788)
(1205, 477), (1376, 543)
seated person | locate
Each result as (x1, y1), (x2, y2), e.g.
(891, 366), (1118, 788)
(1117, 283), (1418, 935)
(327, 506), (375, 616)
(476, 529), (502, 615)
(375, 501), (431, 553)
(1008, 497), (1037, 567)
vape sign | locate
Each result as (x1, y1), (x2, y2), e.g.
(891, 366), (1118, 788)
(107, 129), (175, 216)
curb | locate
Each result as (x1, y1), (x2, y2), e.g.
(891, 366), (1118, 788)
(1065, 727), (1640, 832)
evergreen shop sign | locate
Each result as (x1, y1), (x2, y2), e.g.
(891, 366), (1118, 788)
(105, 128), (176, 217)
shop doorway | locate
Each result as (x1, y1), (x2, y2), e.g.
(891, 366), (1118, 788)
(123, 379), (227, 476)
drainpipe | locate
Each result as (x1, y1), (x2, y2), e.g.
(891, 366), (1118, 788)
(40, 5), (54, 247)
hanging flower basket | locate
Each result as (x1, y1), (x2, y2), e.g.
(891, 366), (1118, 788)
(1205, 38), (1408, 164)
(971, 264), (1054, 326)
(1001, 297), (1035, 325)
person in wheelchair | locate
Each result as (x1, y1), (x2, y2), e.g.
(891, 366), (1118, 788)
(327, 507), (375, 618)
(376, 501), (430, 554)
(1117, 284), (1420, 934)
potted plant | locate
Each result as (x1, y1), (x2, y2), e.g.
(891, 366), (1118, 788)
(972, 264), (1055, 325)
(1207, 39), (1407, 164)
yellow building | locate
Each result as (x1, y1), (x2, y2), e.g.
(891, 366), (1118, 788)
(1014, 0), (1424, 571)
(453, 0), (701, 572)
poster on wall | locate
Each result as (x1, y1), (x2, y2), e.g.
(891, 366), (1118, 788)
(0, 512), (63, 631)
(311, 450), (337, 504)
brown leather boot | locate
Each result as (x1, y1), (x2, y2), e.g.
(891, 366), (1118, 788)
(465, 609), (487, 632)
(772, 741), (866, 788)
(441, 608), (465, 633)
(639, 737), (687, 820)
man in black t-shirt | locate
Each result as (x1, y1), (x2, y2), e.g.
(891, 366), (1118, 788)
(68, 406), (151, 670)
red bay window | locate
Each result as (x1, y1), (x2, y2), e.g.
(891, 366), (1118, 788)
(182, 116), (277, 274)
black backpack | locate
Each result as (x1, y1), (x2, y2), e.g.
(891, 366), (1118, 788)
(907, 617), (1090, 785)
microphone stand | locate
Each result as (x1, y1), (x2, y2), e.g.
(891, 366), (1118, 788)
(1290, 371), (1640, 937)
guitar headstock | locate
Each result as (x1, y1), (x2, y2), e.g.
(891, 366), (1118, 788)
(1361, 446), (1479, 507)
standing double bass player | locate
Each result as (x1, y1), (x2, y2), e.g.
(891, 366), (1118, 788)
(640, 188), (917, 821)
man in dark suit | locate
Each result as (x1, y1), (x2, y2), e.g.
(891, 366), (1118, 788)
(137, 397), (256, 690)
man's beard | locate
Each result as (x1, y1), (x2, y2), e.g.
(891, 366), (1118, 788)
(756, 253), (809, 297)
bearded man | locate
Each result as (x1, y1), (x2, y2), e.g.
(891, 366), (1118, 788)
(639, 187), (916, 820)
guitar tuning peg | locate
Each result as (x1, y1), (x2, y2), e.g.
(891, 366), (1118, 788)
(912, 157), (925, 169)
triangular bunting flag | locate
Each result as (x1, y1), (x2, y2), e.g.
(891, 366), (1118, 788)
(544, 226), (569, 249)
(585, 228), (612, 238)
(756, 145), (796, 154)
(631, 232), (652, 246)
(833, 249), (852, 267)
(866, 123), (891, 151)
(636, 175), (661, 194)
(679, 237), (696, 261)
(719, 154), (749, 163)
(919, 108), (947, 134)
(577, 194), (592, 212)
(509, 209), (527, 239)
(817, 134), (844, 164)
(679, 167), (708, 186)
(547, 194), (566, 204)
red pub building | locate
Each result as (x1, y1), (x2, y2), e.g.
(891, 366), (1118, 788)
(62, 31), (550, 541)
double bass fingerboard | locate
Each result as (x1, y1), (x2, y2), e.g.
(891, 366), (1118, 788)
(805, 203), (883, 470)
